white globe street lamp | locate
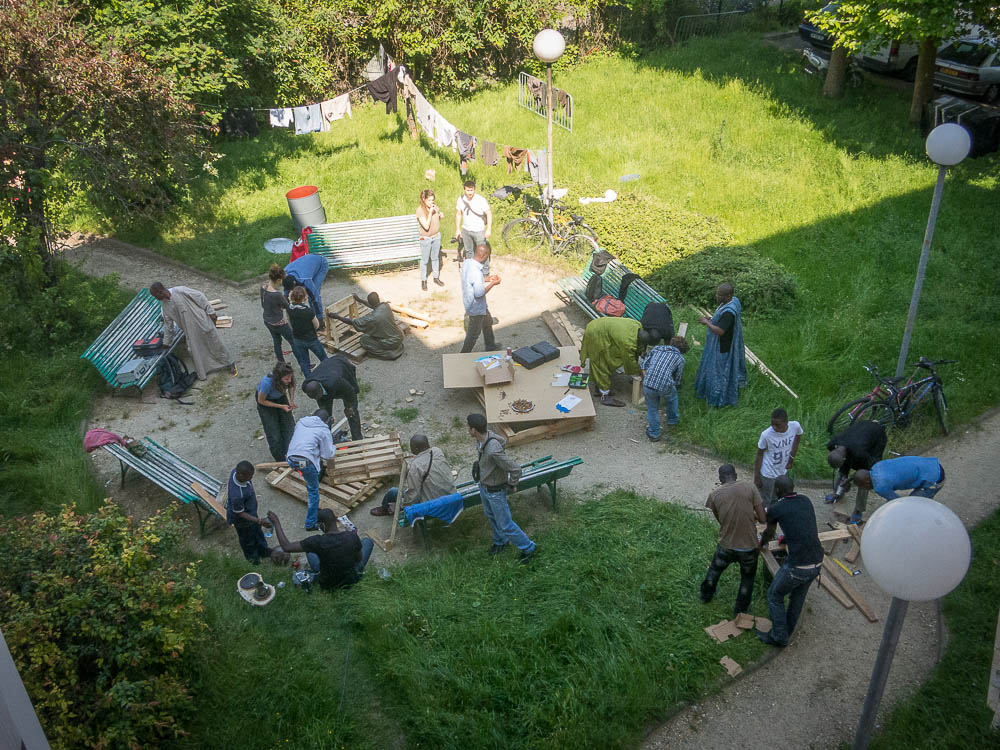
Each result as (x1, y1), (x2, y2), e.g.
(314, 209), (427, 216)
(894, 123), (971, 377)
(532, 29), (565, 224)
(852, 496), (971, 749)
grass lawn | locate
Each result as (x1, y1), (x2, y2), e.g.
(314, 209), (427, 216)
(869, 506), (1000, 749)
(179, 491), (769, 749)
(68, 34), (1000, 477)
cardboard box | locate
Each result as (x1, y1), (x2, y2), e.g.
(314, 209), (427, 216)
(475, 355), (515, 385)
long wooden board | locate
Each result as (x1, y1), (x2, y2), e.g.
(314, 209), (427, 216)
(191, 481), (228, 519)
(760, 549), (780, 576)
(541, 310), (577, 347)
(818, 569), (855, 610)
(768, 528), (851, 552)
(822, 557), (878, 623)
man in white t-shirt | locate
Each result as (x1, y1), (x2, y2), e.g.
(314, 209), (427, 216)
(753, 408), (803, 504)
(454, 179), (492, 263)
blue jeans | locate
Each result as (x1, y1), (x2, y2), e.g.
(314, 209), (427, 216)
(478, 483), (534, 552)
(644, 382), (679, 438)
(307, 537), (374, 587)
(380, 486), (398, 511)
(291, 337), (328, 377)
(419, 234), (441, 281)
(265, 321), (295, 363)
(288, 458), (321, 530)
(766, 563), (821, 645)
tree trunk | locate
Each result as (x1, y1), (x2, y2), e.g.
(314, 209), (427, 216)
(909, 37), (940, 126)
(824, 45), (848, 98)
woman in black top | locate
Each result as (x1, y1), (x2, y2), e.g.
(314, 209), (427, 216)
(261, 264), (295, 364)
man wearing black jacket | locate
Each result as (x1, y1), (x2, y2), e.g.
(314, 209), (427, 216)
(758, 475), (824, 647)
(826, 420), (887, 524)
(302, 354), (362, 440)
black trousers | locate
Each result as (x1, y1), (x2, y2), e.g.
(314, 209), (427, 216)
(700, 545), (759, 616)
(461, 311), (496, 353)
(257, 401), (295, 461)
(234, 522), (269, 564)
(319, 395), (363, 441)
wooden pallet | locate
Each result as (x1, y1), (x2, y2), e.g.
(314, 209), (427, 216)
(322, 295), (410, 363)
(327, 433), (404, 485)
(265, 468), (385, 517)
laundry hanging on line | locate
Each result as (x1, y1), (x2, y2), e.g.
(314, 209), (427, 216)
(269, 108), (293, 128)
(293, 104), (323, 135)
(368, 68), (399, 114)
(320, 94), (352, 125)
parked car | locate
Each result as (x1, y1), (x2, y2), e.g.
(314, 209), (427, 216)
(935, 39), (1000, 103)
(798, 3), (920, 79)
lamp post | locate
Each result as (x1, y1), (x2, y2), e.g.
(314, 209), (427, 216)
(895, 122), (970, 377)
(532, 29), (565, 226)
(853, 496), (971, 749)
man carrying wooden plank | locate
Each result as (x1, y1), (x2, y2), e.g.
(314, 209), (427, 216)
(370, 434), (456, 516)
(700, 464), (767, 618)
(284, 410), (336, 531)
(757, 475), (824, 648)
(329, 291), (404, 360)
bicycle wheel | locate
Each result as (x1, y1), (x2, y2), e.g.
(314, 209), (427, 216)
(827, 398), (893, 434)
(933, 387), (950, 435)
(554, 233), (599, 264)
(502, 218), (547, 253)
(571, 222), (598, 243)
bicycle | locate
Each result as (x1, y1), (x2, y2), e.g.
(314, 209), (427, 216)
(499, 186), (599, 262)
(827, 357), (955, 436)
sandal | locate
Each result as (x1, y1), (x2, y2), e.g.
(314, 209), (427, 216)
(370, 505), (394, 517)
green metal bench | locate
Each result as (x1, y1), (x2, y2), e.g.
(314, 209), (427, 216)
(558, 257), (668, 322)
(103, 437), (226, 537)
(307, 214), (422, 270)
(401, 455), (583, 550)
(81, 289), (184, 392)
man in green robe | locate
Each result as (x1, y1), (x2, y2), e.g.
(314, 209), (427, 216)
(580, 316), (648, 407)
(331, 292), (404, 360)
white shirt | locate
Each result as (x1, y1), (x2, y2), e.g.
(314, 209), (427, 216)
(757, 421), (803, 479)
(460, 257), (487, 315)
(456, 193), (490, 233)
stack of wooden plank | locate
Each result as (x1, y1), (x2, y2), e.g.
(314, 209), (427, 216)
(327, 433), (404, 484)
(209, 298), (232, 328)
(541, 310), (583, 348)
(264, 467), (385, 517)
(322, 296), (411, 364)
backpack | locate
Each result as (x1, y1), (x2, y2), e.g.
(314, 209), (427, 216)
(158, 353), (197, 403)
(593, 295), (626, 317)
(585, 274), (604, 302)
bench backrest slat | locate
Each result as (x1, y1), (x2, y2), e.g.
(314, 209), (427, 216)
(305, 214), (421, 269)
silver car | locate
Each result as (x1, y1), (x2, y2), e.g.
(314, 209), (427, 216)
(935, 39), (1000, 103)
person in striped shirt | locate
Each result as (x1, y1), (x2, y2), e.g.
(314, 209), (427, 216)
(640, 335), (690, 441)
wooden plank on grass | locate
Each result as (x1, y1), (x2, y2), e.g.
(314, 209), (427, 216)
(760, 549), (780, 576)
(769, 528), (850, 551)
(822, 557), (877, 622)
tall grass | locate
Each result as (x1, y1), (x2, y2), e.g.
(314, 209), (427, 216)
(68, 35), (1000, 477)
(178, 492), (769, 749)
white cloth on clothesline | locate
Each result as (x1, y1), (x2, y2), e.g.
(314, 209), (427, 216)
(269, 108), (293, 128)
(293, 104), (323, 135)
(320, 94), (352, 127)
(414, 90), (435, 138)
(434, 112), (456, 149)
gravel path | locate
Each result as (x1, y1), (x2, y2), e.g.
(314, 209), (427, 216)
(65, 235), (999, 749)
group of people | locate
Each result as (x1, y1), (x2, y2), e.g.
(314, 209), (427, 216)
(225, 409), (535, 590)
(576, 282), (745, 438)
(700, 414), (946, 647)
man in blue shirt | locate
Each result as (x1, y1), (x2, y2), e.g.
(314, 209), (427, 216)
(640, 335), (690, 441)
(283, 254), (330, 330)
(852, 456), (945, 501)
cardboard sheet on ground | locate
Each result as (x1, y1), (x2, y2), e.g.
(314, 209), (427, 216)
(442, 348), (596, 424)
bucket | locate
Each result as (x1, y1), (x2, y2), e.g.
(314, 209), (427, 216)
(286, 185), (326, 233)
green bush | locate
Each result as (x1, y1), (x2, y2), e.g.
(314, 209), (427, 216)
(0, 256), (128, 354)
(0, 503), (206, 749)
(649, 244), (798, 315)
